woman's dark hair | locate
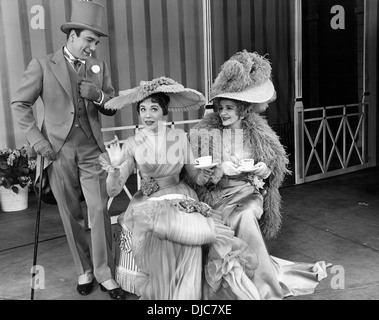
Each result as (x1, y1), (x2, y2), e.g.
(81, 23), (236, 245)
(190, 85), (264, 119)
(136, 92), (170, 116)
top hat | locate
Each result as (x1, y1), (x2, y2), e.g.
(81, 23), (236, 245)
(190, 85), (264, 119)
(61, 0), (108, 37)
(210, 50), (275, 104)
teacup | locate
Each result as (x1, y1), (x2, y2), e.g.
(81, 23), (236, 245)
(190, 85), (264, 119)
(195, 156), (212, 166)
(239, 159), (255, 170)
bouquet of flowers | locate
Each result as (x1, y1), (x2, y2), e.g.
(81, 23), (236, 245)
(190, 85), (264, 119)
(0, 145), (36, 194)
(140, 177), (160, 196)
(175, 197), (213, 217)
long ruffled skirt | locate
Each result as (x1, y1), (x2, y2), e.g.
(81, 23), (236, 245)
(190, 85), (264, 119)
(209, 181), (330, 300)
(124, 193), (262, 300)
(115, 182), (203, 299)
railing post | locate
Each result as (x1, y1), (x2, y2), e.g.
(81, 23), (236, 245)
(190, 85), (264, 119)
(202, 0), (212, 104)
(362, 92), (369, 163)
(294, 98), (305, 184)
(363, 0), (376, 166)
(322, 107), (326, 171)
(294, 0), (304, 184)
(342, 106), (347, 167)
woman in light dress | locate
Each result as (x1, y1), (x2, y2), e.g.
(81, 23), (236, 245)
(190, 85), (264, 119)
(186, 50), (330, 300)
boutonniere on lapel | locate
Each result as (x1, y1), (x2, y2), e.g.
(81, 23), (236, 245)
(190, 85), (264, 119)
(91, 65), (101, 74)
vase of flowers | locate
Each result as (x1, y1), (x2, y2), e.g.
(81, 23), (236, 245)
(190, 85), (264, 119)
(0, 145), (36, 212)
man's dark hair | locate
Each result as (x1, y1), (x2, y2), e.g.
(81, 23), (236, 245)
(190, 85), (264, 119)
(66, 29), (83, 40)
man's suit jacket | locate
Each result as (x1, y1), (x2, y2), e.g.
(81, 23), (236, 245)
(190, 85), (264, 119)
(11, 48), (116, 167)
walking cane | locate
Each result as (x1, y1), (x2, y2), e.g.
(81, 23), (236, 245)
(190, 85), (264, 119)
(30, 155), (45, 300)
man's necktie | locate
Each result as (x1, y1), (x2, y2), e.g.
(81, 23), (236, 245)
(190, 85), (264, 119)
(63, 51), (85, 72)
(73, 59), (82, 72)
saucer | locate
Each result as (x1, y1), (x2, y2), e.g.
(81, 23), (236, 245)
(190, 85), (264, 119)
(194, 163), (218, 169)
(148, 194), (194, 201)
(237, 166), (257, 173)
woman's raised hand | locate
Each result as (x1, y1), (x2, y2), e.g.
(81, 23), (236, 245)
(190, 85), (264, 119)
(106, 135), (124, 167)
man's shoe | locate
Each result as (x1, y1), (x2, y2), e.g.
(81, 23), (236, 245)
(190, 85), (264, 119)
(76, 279), (94, 296)
(99, 283), (127, 300)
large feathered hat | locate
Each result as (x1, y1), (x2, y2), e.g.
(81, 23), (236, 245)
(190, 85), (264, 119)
(210, 50), (275, 104)
(104, 77), (206, 112)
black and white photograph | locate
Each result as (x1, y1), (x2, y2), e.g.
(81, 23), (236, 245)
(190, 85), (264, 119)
(0, 0), (378, 307)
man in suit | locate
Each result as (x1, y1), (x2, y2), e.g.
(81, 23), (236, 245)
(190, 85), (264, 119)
(11, 0), (127, 300)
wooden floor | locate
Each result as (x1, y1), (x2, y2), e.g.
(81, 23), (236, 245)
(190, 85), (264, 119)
(0, 166), (379, 301)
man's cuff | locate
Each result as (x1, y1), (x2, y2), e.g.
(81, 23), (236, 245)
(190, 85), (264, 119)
(94, 91), (105, 106)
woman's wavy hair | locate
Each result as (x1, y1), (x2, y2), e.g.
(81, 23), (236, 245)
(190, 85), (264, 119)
(213, 91), (276, 121)
(212, 97), (254, 120)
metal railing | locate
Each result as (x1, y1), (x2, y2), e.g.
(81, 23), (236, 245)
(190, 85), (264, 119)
(294, 101), (369, 184)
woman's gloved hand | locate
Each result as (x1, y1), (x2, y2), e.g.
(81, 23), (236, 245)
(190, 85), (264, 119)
(221, 161), (241, 176)
(252, 162), (271, 179)
(106, 135), (125, 167)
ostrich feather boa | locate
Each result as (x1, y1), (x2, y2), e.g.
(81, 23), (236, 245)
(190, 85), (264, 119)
(184, 112), (291, 240)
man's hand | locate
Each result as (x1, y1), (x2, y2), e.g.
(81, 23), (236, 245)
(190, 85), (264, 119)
(33, 140), (56, 161)
(79, 79), (101, 102)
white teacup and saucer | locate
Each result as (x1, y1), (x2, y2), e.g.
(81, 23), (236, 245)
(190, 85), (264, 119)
(237, 159), (257, 173)
(194, 156), (218, 169)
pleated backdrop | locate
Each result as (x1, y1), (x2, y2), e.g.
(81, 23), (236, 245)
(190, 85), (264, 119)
(0, 0), (377, 155)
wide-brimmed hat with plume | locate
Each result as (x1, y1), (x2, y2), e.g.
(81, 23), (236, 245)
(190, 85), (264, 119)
(210, 50), (275, 104)
(104, 77), (205, 112)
